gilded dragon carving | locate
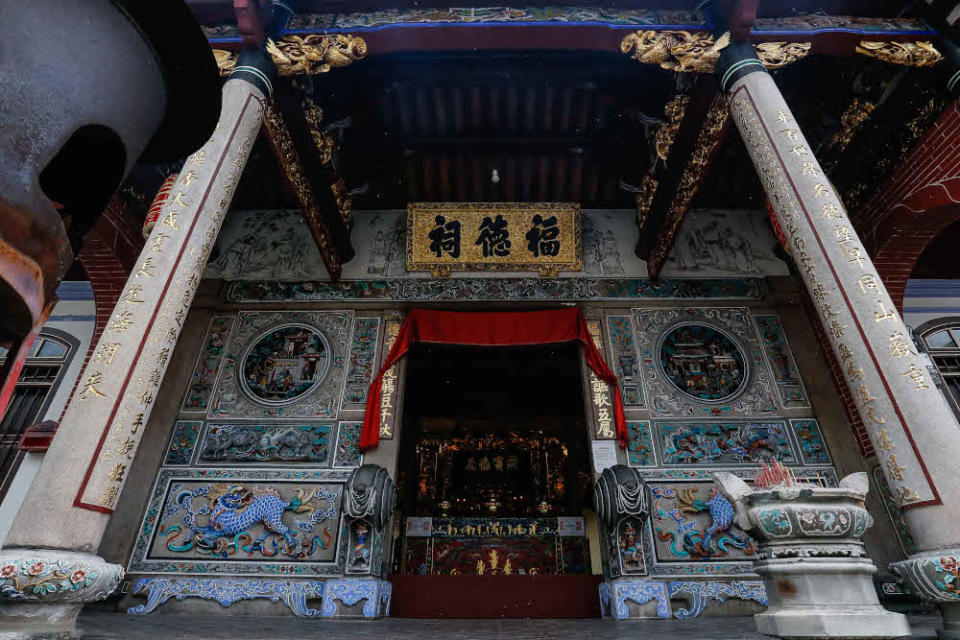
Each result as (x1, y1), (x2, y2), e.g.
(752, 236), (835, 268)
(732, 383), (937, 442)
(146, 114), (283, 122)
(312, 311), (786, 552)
(621, 31), (811, 73)
(855, 40), (942, 67)
(212, 34), (367, 76)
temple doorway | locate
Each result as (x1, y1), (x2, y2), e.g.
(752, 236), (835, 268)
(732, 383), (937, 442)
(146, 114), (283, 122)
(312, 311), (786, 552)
(389, 341), (601, 618)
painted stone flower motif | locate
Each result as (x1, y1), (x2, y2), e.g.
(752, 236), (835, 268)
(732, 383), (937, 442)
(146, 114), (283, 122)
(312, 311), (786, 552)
(27, 562), (45, 576)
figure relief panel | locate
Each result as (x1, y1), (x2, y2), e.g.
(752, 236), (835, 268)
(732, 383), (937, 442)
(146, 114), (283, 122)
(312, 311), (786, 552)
(209, 311), (352, 419)
(204, 210), (328, 281)
(659, 209), (789, 278)
(633, 307), (778, 418)
(204, 209), (786, 283)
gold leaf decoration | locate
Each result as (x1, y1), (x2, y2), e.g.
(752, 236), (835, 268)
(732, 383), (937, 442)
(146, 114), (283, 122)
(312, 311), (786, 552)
(855, 40), (942, 67)
(621, 31), (812, 72)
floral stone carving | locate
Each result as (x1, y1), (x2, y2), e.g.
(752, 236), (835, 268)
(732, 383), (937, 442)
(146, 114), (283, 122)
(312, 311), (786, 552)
(712, 471), (909, 638)
(0, 550), (123, 603)
(128, 577), (326, 616)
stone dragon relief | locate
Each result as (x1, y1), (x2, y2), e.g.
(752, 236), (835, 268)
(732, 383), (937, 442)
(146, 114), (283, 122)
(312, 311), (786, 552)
(633, 307), (778, 418)
(209, 311), (352, 419)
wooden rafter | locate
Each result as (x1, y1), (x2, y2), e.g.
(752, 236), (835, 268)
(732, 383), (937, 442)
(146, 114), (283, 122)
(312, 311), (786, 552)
(261, 101), (349, 280)
(635, 78), (731, 278)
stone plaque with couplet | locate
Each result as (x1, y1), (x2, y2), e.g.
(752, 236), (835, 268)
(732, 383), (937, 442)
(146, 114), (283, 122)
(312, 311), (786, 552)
(406, 202), (581, 277)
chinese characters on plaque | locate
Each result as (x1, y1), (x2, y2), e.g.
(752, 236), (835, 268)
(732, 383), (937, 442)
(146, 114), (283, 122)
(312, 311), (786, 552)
(407, 203), (581, 277)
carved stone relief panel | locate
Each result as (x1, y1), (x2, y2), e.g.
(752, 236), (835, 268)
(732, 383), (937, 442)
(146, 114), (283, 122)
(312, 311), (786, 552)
(632, 307), (778, 418)
(209, 311), (352, 419)
(129, 468), (354, 577)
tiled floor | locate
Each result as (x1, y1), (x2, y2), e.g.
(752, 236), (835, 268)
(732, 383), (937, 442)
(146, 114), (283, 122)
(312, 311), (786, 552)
(76, 612), (941, 639)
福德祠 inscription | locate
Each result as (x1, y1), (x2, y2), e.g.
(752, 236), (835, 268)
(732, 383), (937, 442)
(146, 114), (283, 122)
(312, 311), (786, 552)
(406, 203), (581, 277)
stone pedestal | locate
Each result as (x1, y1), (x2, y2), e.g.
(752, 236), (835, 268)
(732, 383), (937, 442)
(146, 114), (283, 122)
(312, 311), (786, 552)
(713, 471), (910, 639)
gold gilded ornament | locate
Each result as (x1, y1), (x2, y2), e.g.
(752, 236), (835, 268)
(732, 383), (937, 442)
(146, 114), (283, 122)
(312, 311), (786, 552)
(621, 31), (812, 72)
(266, 34), (367, 75)
(655, 94), (691, 160)
(754, 41), (811, 68)
(621, 30), (731, 73)
(855, 41), (942, 67)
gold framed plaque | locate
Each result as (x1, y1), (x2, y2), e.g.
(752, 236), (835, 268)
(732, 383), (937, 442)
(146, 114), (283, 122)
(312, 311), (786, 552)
(406, 202), (582, 277)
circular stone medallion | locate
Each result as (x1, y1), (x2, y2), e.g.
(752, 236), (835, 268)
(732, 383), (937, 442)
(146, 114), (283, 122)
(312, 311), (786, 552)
(240, 323), (331, 405)
(657, 323), (747, 403)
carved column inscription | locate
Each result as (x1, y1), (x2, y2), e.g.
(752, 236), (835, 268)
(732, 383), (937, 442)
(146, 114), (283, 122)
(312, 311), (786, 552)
(726, 71), (960, 538)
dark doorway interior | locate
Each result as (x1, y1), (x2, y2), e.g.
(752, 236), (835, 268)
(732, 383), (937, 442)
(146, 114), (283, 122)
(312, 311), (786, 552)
(391, 342), (601, 618)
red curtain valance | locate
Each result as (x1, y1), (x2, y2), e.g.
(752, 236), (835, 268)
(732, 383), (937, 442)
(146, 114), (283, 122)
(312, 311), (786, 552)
(360, 307), (627, 451)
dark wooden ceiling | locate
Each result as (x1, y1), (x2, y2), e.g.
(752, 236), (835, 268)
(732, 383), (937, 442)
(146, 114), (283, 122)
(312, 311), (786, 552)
(117, 42), (953, 270)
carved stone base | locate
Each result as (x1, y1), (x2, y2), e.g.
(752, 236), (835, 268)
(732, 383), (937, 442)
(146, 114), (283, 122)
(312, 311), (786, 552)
(0, 549), (124, 639)
(891, 550), (960, 639)
(599, 578), (670, 620)
(321, 578), (391, 619)
(754, 558), (910, 638)
(127, 577), (326, 617)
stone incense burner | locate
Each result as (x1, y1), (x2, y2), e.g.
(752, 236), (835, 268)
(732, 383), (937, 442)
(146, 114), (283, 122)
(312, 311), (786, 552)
(712, 470), (909, 639)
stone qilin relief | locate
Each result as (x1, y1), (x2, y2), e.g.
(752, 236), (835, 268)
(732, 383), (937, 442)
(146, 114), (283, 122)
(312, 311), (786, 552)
(198, 423), (333, 465)
(659, 421), (795, 466)
(342, 317), (380, 407)
(634, 308), (777, 418)
(210, 311), (350, 419)
(142, 480), (340, 565)
(164, 421), (203, 466)
(753, 315), (808, 409)
(649, 482), (755, 563)
(241, 324), (331, 405)
(182, 316), (235, 412)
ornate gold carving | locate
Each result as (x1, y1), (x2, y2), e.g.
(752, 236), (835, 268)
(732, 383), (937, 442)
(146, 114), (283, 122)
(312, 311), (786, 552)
(261, 102), (341, 277)
(825, 98), (875, 153)
(301, 97), (335, 165)
(621, 31), (812, 72)
(267, 34), (367, 75)
(754, 41), (812, 68)
(655, 94), (691, 160)
(648, 95), (730, 275)
(635, 174), (659, 233)
(621, 30), (731, 73)
(212, 34), (367, 78)
(406, 202), (581, 277)
(212, 49), (237, 75)
(331, 178), (352, 230)
(855, 40), (942, 67)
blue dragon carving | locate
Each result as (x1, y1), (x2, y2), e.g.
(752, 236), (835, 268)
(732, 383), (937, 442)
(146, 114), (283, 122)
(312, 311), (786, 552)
(161, 484), (339, 559)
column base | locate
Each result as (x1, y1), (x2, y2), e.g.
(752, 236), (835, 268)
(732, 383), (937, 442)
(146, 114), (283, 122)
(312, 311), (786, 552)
(0, 549), (124, 639)
(754, 557), (910, 638)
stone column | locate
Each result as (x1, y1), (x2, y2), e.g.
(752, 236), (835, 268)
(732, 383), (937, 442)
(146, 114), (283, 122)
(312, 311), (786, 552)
(0, 52), (273, 636)
(717, 43), (960, 636)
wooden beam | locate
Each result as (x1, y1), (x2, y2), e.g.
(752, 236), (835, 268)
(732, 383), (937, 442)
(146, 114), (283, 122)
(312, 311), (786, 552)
(634, 77), (730, 279)
(261, 100), (348, 280)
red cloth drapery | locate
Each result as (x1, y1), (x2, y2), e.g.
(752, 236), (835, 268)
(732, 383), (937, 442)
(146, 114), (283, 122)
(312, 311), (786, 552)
(360, 308), (627, 451)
